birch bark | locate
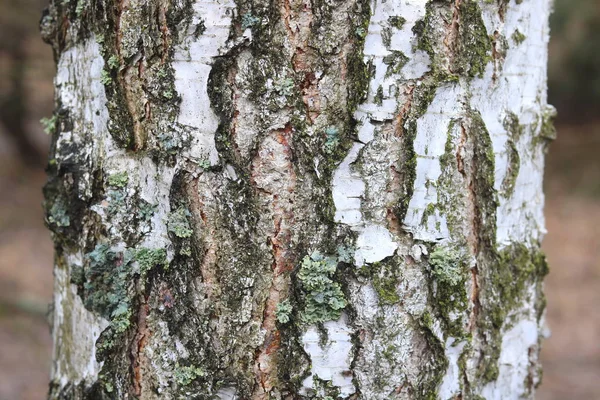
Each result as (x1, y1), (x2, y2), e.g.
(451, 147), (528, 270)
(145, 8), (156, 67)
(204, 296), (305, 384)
(42, 0), (553, 398)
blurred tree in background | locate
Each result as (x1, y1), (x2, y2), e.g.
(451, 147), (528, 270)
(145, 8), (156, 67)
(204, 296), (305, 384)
(549, 0), (600, 120)
(0, 0), (52, 166)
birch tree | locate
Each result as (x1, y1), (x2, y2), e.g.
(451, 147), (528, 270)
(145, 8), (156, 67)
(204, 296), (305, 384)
(41, 0), (554, 398)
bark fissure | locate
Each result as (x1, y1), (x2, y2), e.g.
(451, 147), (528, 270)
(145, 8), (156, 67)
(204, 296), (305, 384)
(42, 0), (553, 398)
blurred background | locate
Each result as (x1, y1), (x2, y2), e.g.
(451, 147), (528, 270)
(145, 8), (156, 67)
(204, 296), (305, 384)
(0, 0), (599, 398)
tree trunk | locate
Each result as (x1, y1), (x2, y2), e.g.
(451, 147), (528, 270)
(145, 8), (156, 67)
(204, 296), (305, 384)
(42, 0), (554, 398)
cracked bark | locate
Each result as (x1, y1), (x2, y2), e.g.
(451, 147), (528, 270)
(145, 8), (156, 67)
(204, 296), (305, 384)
(43, 0), (553, 399)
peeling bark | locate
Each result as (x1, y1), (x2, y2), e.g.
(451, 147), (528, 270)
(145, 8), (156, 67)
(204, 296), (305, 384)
(42, 0), (553, 399)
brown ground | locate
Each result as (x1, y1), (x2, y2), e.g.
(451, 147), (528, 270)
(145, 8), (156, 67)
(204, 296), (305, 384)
(0, 122), (599, 398)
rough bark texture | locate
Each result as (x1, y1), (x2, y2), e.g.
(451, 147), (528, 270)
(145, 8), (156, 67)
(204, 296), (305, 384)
(42, 0), (553, 399)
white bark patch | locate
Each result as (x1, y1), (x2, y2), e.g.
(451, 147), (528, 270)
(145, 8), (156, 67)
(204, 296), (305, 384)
(481, 320), (539, 400)
(301, 316), (355, 397)
(216, 386), (238, 400)
(55, 39), (109, 199)
(472, 0), (551, 247)
(403, 84), (465, 242)
(333, 0), (430, 265)
(438, 338), (467, 400)
(173, 0), (235, 165)
(354, 224), (398, 265)
(51, 263), (109, 389)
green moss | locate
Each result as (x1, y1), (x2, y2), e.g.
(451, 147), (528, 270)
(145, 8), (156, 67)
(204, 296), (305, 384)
(346, 3), (372, 115)
(168, 207), (194, 238)
(421, 202), (437, 225)
(275, 299), (293, 324)
(374, 85), (384, 106)
(107, 171), (129, 188)
(193, 20), (206, 38)
(488, 244), (548, 331)
(382, 50), (409, 77)
(456, 1), (493, 78)
(305, 376), (342, 399)
(503, 112), (525, 141)
(501, 139), (520, 197)
(511, 29), (527, 45)
(297, 252), (347, 325)
(470, 110), (497, 206)
(388, 16), (406, 30)
(478, 244), (548, 382)
(371, 261), (401, 305)
(539, 106), (557, 142)
(499, 112), (522, 198)
(415, 312), (448, 400)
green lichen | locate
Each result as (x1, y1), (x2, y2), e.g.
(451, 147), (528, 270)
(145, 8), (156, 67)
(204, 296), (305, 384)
(168, 207), (194, 238)
(40, 115), (58, 135)
(324, 126), (340, 154)
(137, 200), (157, 222)
(429, 246), (464, 286)
(274, 76), (295, 97)
(275, 299), (293, 324)
(355, 26), (366, 38)
(48, 197), (70, 227)
(336, 244), (355, 264)
(75, 0), (86, 16)
(107, 171), (129, 188)
(107, 54), (119, 70)
(173, 364), (206, 386)
(100, 69), (112, 86)
(135, 248), (168, 274)
(83, 244), (133, 337)
(197, 157), (211, 170)
(297, 252), (346, 325)
(106, 189), (127, 216)
(241, 13), (260, 29)
(427, 245), (469, 339)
